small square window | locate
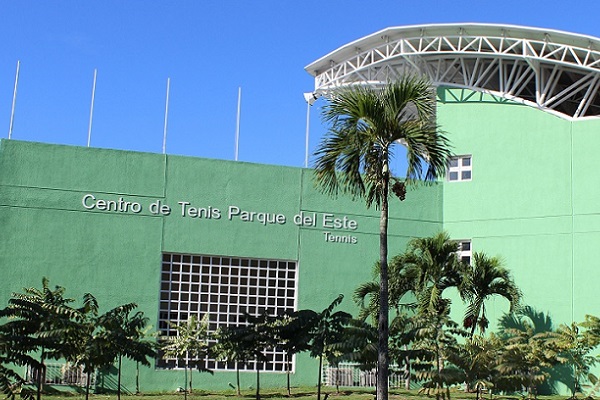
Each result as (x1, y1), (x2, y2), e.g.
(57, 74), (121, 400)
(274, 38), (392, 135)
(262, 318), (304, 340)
(447, 155), (472, 182)
(455, 240), (472, 265)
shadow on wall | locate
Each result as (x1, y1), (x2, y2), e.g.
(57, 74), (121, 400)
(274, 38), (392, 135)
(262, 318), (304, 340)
(95, 365), (134, 395)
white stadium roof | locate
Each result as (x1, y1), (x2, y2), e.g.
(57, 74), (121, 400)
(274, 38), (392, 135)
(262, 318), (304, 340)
(305, 23), (600, 120)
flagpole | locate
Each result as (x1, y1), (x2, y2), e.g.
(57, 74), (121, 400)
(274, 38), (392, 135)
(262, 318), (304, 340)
(162, 77), (170, 155)
(87, 69), (97, 147)
(303, 92), (319, 167)
(304, 101), (311, 168)
(8, 60), (20, 139)
(235, 87), (241, 161)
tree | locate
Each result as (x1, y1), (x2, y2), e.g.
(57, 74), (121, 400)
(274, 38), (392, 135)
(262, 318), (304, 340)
(550, 316), (600, 398)
(496, 307), (560, 398)
(314, 77), (452, 400)
(331, 318), (378, 372)
(309, 295), (351, 400)
(399, 232), (464, 317)
(447, 334), (503, 399)
(273, 310), (318, 396)
(408, 310), (467, 400)
(97, 304), (156, 400)
(212, 325), (255, 396)
(0, 330), (39, 400)
(69, 293), (114, 400)
(161, 315), (212, 400)
(461, 252), (521, 337)
(231, 313), (280, 400)
(354, 233), (464, 392)
(0, 278), (82, 400)
(353, 258), (415, 322)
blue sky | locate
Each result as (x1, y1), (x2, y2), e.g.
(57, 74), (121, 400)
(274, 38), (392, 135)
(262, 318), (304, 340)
(2, 1), (600, 167)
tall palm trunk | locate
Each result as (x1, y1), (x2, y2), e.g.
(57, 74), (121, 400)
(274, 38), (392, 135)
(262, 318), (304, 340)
(85, 370), (91, 400)
(435, 320), (443, 400)
(236, 362), (241, 396)
(37, 349), (45, 400)
(470, 321), (478, 337)
(317, 354), (323, 400)
(404, 345), (411, 390)
(184, 358), (188, 400)
(469, 304), (483, 337)
(136, 361), (140, 394)
(117, 355), (122, 400)
(286, 353), (291, 396)
(377, 169), (390, 400)
(255, 361), (261, 400)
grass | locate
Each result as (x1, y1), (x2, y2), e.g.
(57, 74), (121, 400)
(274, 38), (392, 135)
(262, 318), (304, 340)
(38, 387), (569, 400)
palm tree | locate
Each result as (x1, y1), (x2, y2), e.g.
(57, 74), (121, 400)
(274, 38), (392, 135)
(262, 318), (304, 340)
(314, 76), (452, 400)
(400, 232), (464, 317)
(353, 257), (416, 322)
(461, 252), (521, 337)
(392, 232), (466, 395)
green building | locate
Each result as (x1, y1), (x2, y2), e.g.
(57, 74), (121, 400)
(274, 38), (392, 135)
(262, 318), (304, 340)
(2, 23), (600, 393)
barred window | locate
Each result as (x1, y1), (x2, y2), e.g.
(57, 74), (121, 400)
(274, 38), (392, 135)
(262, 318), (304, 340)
(157, 253), (297, 372)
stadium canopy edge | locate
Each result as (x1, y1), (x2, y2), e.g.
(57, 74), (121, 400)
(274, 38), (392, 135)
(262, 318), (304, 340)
(305, 23), (600, 120)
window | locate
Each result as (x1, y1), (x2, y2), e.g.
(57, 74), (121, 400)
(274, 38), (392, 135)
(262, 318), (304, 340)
(447, 155), (472, 181)
(157, 253), (297, 372)
(456, 240), (472, 264)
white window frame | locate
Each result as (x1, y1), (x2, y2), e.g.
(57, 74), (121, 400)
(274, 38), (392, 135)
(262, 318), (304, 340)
(456, 240), (472, 264)
(447, 155), (472, 182)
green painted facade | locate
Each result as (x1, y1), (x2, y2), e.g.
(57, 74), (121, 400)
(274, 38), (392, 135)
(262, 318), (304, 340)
(1, 86), (599, 393)
(0, 138), (442, 392)
(438, 88), (600, 330)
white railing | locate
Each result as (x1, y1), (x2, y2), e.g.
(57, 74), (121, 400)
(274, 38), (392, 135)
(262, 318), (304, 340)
(323, 362), (408, 388)
(26, 363), (95, 387)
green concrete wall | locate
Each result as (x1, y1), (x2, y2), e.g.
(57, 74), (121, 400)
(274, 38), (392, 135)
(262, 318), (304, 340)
(5, 89), (597, 394)
(438, 86), (600, 343)
(0, 139), (443, 392)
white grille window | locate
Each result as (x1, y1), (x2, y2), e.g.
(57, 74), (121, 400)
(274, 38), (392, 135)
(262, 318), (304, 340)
(158, 253), (297, 372)
(457, 240), (472, 264)
(448, 155), (472, 181)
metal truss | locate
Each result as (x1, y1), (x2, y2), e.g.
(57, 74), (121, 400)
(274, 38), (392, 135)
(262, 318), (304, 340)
(305, 24), (600, 120)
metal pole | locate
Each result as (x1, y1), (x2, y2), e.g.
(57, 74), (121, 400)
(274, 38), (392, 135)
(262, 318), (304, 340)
(235, 87), (241, 161)
(162, 77), (171, 154)
(8, 60), (20, 139)
(304, 101), (311, 168)
(87, 69), (97, 147)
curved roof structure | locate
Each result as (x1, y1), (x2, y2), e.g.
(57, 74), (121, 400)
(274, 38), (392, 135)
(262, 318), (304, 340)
(305, 23), (600, 120)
